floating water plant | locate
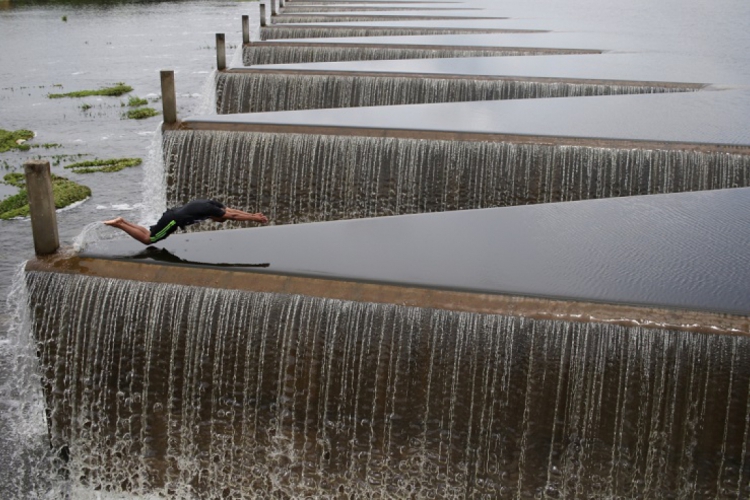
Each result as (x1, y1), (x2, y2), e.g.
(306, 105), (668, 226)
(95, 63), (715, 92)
(0, 129), (34, 153)
(125, 107), (159, 120)
(0, 172), (90, 220)
(64, 157), (142, 174)
(48, 83), (133, 99)
(126, 96), (148, 107)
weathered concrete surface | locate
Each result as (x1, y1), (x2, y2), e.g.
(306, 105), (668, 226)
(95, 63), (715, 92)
(23, 160), (59, 256)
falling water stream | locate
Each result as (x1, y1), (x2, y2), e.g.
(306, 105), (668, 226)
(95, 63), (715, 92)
(24, 271), (750, 498)
(242, 45), (595, 65)
(215, 72), (697, 114)
(164, 130), (750, 226)
(259, 27), (528, 40)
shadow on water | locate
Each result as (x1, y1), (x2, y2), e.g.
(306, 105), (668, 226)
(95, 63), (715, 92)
(132, 246), (270, 268)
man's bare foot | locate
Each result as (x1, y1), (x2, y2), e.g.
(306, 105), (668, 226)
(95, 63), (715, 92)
(254, 213), (269, 224)
(103, 217), (124, 226)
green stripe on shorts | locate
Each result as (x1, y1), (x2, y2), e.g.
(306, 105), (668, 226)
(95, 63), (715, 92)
(150, 220), (176, 243)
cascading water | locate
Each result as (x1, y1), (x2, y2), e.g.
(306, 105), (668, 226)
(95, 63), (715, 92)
(242, 45), (596, 66)
(260, 27), (530, 40)
(270, 15), (503, 24)
(215, 72), (698, 114)
(163, 130), (750, 227)
(25, 271), (750, 498)
(0, 265), (59, 498)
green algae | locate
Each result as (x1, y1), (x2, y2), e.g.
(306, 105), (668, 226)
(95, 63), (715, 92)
(64, 157), (142, 174)
(48, 83), (133, 99)
(0, 129), (34, 153)
(125, 107), (159, 120)
(0, 172), (91, 220)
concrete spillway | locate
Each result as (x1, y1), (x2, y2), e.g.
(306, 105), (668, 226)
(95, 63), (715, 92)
(25, 188), (750, 497)
(215, 69), (702, 113)
(241, 41), (597, 65)
(259, 25), (543, 39)
(269, 14), (508, 24)
(165, 128), (750, 226)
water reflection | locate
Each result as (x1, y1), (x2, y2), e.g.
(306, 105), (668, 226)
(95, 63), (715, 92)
(131, 245), (269, 268)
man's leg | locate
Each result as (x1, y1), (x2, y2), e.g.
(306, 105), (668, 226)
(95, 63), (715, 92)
(103, 217), (152, 244)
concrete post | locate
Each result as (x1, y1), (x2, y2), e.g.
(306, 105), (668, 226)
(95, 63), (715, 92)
(279, 0), (285, 8)
(160, 70), (177, 125)
(216, 33), (226, 71)
(24, 160), (59, 256)
(242, 15), (250, 44)
(271, 0), (278, 16)
(259, 3), (267, 26)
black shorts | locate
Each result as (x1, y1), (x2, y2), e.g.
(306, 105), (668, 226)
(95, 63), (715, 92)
(148, 199), (226, 243)
(148, 209), (179, 243)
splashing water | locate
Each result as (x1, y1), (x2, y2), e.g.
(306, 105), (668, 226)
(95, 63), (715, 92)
(72, 222), (125, 253)
(140, 124), (166, 226)
(195, 69), (218, 117)
(0, 264), (56, 498)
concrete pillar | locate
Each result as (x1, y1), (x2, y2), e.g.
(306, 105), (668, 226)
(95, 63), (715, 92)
(216, 33), (226, 71)
(271, 0), (278, 16)
(160, 70), (177, 125)
(259, 3), (267, 26)
(242, 15), (250, 44)
(24, 160), (59, 256)
(279, 0), (285, 8)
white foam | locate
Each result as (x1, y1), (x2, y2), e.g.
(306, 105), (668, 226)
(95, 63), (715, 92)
(140, 123), (166, 226)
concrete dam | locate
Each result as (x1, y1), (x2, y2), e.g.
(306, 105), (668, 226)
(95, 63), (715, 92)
(20, 0), (750, 497)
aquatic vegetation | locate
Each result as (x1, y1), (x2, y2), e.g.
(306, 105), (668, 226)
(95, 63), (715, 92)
(0, 172), (91, 220)
(64, 157), (142, 174)
(80, 103), (92, 111)
(0, 129), (34, 153)
(126, 96), (148, 107)
(48, 83), (133, 99)
(125, 107), (159, 120)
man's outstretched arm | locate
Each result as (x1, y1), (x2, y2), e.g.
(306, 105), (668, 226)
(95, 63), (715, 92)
(212, 208), (268, 224)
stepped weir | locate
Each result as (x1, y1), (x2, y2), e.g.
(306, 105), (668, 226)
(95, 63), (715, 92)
(163, 125), (750, 226)
(259, 26), (544, 40)
(241, 42), (598, 65)
(24, 188), (750, 497)
(18, 0), (750, 497)
(215, 69), (703, 113)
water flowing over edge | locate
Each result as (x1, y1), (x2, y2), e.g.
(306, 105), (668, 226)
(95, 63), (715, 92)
(23, 271), (750, 498)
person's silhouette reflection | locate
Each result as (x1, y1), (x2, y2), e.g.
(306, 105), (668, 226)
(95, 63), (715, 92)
(132, 247), (269, 268)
